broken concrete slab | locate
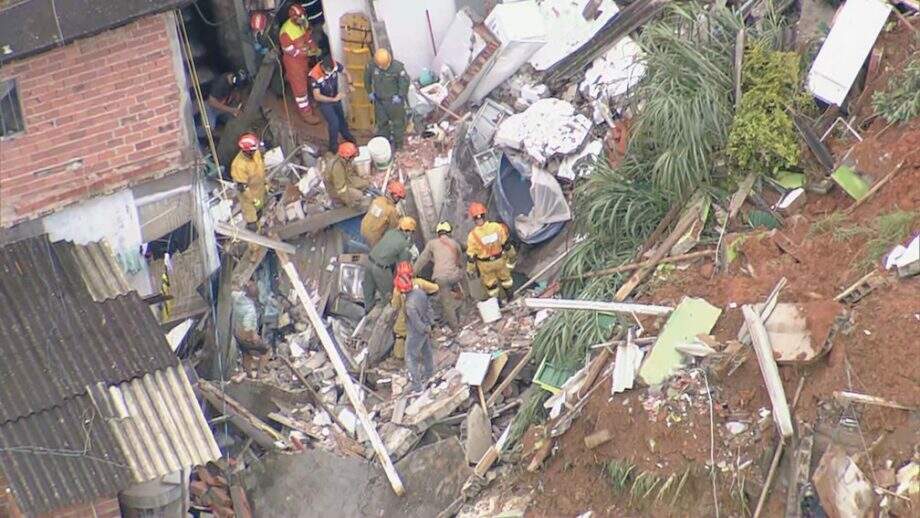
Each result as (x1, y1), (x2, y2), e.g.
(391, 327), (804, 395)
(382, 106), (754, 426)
(812, 445), (875, 518)
(638, 297), (722, 386)
(456, 352), (492, 386)
(464, 404), (492, 464)
(248, 438), (471, 518)
(752, 300), (844, 363)
(402, 384), (470, 429)
(494, 98), (592, 163)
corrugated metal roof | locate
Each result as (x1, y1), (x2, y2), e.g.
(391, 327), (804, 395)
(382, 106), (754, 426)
(90, 365), (221, 483)
(53, 240), (133, 301)
(0, 395), (131, 517)
(0, 235), (178, 424)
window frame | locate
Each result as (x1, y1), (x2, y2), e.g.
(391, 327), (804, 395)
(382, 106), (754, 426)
(0, 77), (26, 139)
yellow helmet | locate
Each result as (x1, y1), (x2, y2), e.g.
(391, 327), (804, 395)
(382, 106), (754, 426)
(435, 221), (452, 234)
(398, 216), (417, 232)
(374, 48), (392, 69)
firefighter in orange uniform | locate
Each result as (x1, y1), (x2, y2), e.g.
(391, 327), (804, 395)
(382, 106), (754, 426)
(279, 4), (320, 121)
(465, 202), (516, 302)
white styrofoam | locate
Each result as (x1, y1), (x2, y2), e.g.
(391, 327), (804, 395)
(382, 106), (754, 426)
(807, 0), (892, 106)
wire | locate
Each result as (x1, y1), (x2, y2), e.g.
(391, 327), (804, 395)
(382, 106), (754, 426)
(192, 0), (235, 27)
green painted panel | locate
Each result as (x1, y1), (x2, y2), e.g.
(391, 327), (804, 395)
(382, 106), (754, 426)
(638, 297), (722, 386)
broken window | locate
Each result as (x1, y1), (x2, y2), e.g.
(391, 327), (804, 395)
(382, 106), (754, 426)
(0, 78), (25, 137)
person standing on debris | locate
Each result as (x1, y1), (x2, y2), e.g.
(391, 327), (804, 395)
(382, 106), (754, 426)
(414, 221), (465, 331)
(360, 180), (406, 247)
(466, 202), (516, 302)
(322, 142), (370, 208)
(279, 4), (320, 122)
(364, 48), (410, 150)
(230, 132), (267, 226)
(390, 262), (439, 361)
(364, 216), (417, 311)
(232, 280), (271, 378)
(310, 53), (357, 153)
(394, 273), (436, 392)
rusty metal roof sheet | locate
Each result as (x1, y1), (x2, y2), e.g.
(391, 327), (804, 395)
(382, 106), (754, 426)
(0, 395), (131, 517)
(90, 365), (221, 483)
(53, 240), (133, 301)
(0, 235), (178, 424)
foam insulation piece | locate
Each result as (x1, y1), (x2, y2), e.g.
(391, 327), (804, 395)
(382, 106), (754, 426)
(494, 98), (593, 163)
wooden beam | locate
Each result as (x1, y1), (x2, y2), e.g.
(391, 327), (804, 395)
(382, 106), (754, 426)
(486, 350), (532, 408)
(214, 222), (297, 254)
(274, 203), (369, 240)
(278, 251), (405, 496)
(198, 379), (284, 450)
(562, 249), (715, 281)
(833, 390), (914, 411)
(742, 305), (794, 438)
(614, 201), (701, 301)
(523, 298), (673, 317)
(513, 238), (583, 296)
(844, 152), (916, 215)
(733, 27), (745, 111)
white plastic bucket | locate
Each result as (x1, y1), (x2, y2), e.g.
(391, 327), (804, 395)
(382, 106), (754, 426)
(477, 297), (501, 324)
(354, 145), (372, 176)
(367, 136), (393, 169)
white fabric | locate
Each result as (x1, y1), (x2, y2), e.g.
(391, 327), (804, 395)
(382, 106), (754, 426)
(515, 168), (571, 240)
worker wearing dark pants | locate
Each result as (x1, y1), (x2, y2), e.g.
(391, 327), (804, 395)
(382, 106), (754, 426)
(364, 48), (410, 149)
(363, 218), (416, 311)
(310, 54), (356, 152)
(405, 284), (435, 393)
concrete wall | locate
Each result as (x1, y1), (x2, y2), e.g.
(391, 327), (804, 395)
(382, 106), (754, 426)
(373, 0), (459, 78)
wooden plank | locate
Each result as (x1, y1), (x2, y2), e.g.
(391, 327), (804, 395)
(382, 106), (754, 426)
(728, 172), (758, 220)
(733, 27), (745, 110)
(214, 222), (297, 254)
(279, 355), (350, 432)
(231, 246), (268, 290)
(278, 251), (405, 496)
(614, 201), (701, 301)
(198, 379), (284, 450)
(267, 412), (324, 440)
(737, 277), (787, 345)
(742, 305), (794, 438)
(486, 349), (533, 407)
(563, 249), (715, 281)
(844, 152), (916, 214)
(577, 346), (613, 399)
(274, 203), (369, 240)
(833, 390), (914, 411)
(407, 169), (437, 244)
(523, 298), (673, 316)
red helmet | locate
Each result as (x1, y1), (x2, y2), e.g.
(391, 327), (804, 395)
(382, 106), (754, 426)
(237, 132), (259, 153)
(386, 180), (406, 200)
(338, 142), (358, 159)
(395, 261), (413, 277)
(250, 12), (268, 33)
(394, 274), (413, 294)
(288, 3), (306, 21)
(468, 202), (487, 219)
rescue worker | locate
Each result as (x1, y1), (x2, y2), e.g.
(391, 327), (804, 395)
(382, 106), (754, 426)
(390, 262), (438, 360)
(414, 221), (465, 331)
(360, 180), (406, 247)
(232, 280), (271, 378)
(310, 53), (356, 153)
(465, 202), (516, 302)
(279, 4), (320, 121)
(400, 272), (437, 393)
(364, 48), (410, 149)
(205, 70), (248, 131)
(230, 132), (267, 226)
(364, 216), (417, 311)
(249, 11), (270, 56)
(322, 142), (369, 208)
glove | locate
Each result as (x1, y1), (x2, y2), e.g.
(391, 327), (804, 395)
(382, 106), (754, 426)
(392, 95), (401, 104)
(368, 92), (376, 102)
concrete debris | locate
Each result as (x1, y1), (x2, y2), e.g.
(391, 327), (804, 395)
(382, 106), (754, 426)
(886, 235), (919, 277)
(557, 139), (603, 181)
(752, 301), (843, 364)
(494, 98), (593, 163)
(611, 338), (643, 394)
(529, 0), (622, 71)
(812, 445), (875, 518)
(465, 405), (493, 464)
(579, 36), (645, 117)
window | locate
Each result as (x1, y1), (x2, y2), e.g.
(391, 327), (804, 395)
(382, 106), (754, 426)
(0, 79), (25, 137)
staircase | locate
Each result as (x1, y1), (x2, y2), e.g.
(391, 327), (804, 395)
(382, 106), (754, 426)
(442, 24), (501, 111)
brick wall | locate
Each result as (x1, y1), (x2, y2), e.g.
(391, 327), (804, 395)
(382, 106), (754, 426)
(0, 11), (194, 228)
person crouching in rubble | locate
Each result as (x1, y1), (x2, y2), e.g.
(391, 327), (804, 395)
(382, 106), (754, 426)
(414, 221), (465, 332)
(364, 216), (417, 312)
(322, 142), (370, 208)
(361, 180), (406, 247)
(394, 271), (436, 393)
(232, 280), (271, 378)
(231, 132), (267, 228)
(466, 202), (516, 303)
(390, 261), (439, 361)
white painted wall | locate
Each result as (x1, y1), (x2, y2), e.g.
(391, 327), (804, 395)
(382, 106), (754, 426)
(373, 0), (458, 78)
